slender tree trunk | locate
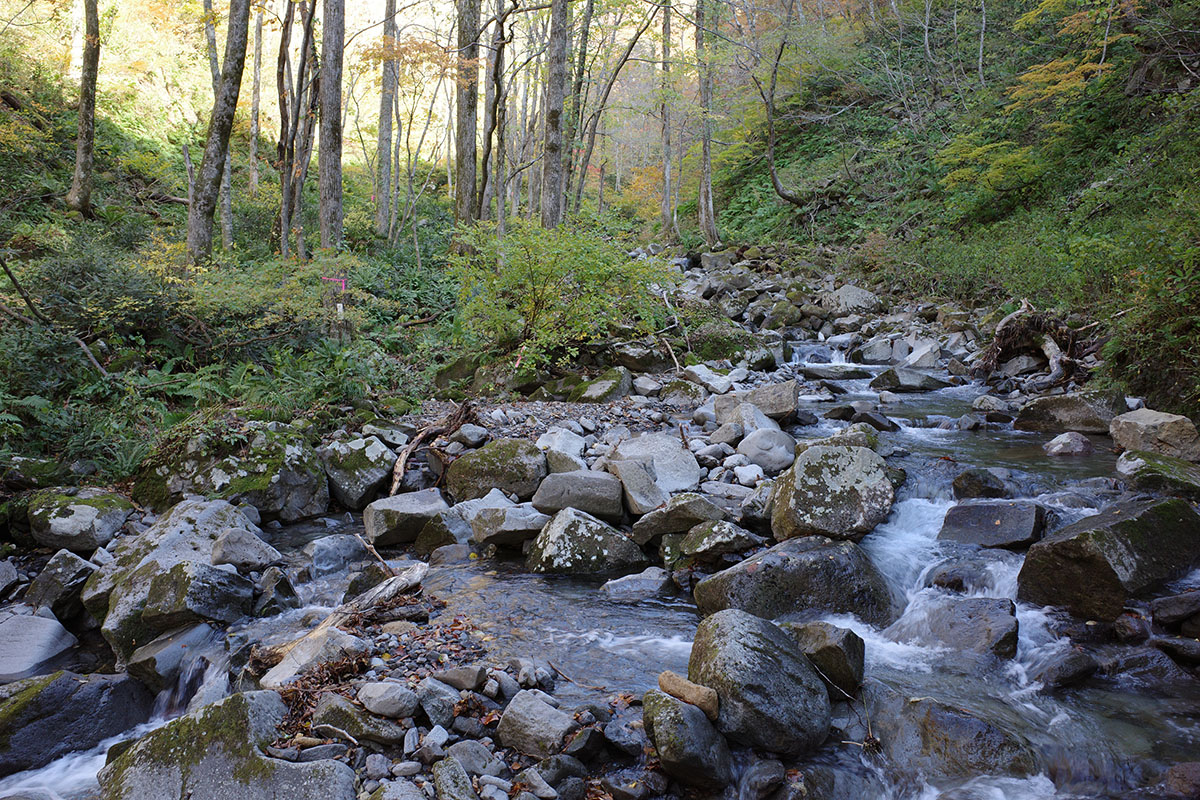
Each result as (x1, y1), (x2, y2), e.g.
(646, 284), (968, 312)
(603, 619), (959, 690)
(455, 0), (480, 223)
(66, 0), (99, 216)
(319, 0), (345, 249)
(659, 0), (675, 238)
(977, 0), (986, 85)
(249, 7), (263, 196)
(539, 0), (568, 228)
(695, 0), (720, 247)
(203, 0), (235, 250)
(562, 0), (595, 203)
(376, 0), (398, 236)
(188, 0), (252, 264)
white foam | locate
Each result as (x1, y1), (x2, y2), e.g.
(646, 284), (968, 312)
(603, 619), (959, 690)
(0, 720), (163, 799)
(558, 630), (694, 661)
(861, 498), (953, 595)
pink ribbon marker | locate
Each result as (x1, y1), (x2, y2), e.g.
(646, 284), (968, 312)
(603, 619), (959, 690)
(320, 276), (347, 292)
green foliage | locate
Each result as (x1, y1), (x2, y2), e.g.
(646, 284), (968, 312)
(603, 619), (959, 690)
(448, 220), (674, 368)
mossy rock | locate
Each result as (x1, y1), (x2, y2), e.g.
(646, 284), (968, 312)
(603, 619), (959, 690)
(1116, 450), (1200, 501)
(27, 487), (134, 553)
(446, 438), (547, 502)
(568, 367), (633, 403)
(659, 380), (707, 409)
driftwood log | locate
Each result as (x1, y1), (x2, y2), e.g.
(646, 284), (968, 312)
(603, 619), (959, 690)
(388, 400), (474, 495)
(974, 300), (1086, 390)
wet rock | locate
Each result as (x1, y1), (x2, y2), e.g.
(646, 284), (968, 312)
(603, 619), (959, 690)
(306, 533), (369, 577)
(886, 596), (1019, 658)
(924, 545), (1023, 593)
(0, 670), (153, 777)
(1110, 408), (1200, 461)
(1152, 636), (1200, 667)
(852, 411), (901, 432)
(365, 489), (451, 546)
(1014, 391), (1126, 434)
(141, 561), (253, 629)
(642, 689), (733, 788)
(783, 621), (865, 699)
(0, 608), (77, 682)
(261, 627), (371, 688)
(25, 548), (96, 621)
(312, 692), (407, 744)
(600, 567), (674, 602)
(532, 470), (624, 521)
(254, 566), (301, 616)
(801, 364), (875, 381)
(1116, 450), (1200, 500)
(447, 438), (549, 501)
(951, 468), (1008, 499)
(318, 436), (396, 510)
(1114, 610), (1151, 643)
(606, 460), (666, 516)
(211, 527), (283, 573)
(98, 691), (357, 800)
(1162, 762), (1200, 798)
(657, 670), (718, 721)
(694, 536), (897, 625)
(1043, 431), (1094, 456)
(1034, 649), (1099, 690)
(471, 504), (551, 548)
(688, 609), (830, 755)
(526, 508), (648, 575)
(611, 434), (703, 494)
(869, 368), (951, 393)
(497, 690), (577, 759)
(736, 429), (797, 473)
(358, 681), (420, 718)
(937, 501), (1046, 549)
(801, 763), (889, 800)
(1151, 592), (1200, 627)
(771, 445), (895, 542)
(631, 493), (726, 545)
(1017, 498), (1200, 621)
(128, 622), (222, 693)
(26, 488), (134, 553)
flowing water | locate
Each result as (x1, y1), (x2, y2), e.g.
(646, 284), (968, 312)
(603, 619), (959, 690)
(5, 360), (1199, 800)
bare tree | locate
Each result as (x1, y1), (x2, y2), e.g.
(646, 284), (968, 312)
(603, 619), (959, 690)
(65, 0), (99, 216)
(319, 0), (345, 249)
(376, 0), (398, 235)
(977, 0), (986, 85)
(561, 0), (595, 202)
(540, 0), (568, 228)
(695, 0), (720, 246)
(277, 0), (320, 259)
(188, 0), (252, 264)
(203, 0), (235, 249)
(660, 0), (676, 238)
(249, 4), (263, 195)
(455, 0), (481, 223)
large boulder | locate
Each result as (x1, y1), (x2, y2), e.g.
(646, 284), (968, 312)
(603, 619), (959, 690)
(869, 368), (951, 393)
(496, 689), (577, 758)
(737, 429), (797, 473)
(470, 504), (551, 548)
(688, 609), (830, 756)
(141, 561), (254, 629)
(532, 470), (624, 521)
(0, 609), (77, 682)
(526, 508), (648, 575)
(0, 670), (154, 777)
(1116, 450), (1200, 500)
(822, 285), (882, 315)
(569, 367), (633, 403)
(1014, 391), (1126, 434)
(1110, 408), (1200, 461)
(782, 621), (865, 699)
(26, 488), (133, 553)
(771, 446), (895, 542)
(1017, 498), (1200, 621)
(885, 596), (1019, 658)
(364, 489), (451, 546)
(693, 537), (898, 626)
(611, 434), (704, 495)
(25, 548), (97, 621)
(98, 691), (357, 800)
(937, 501), (1046, 549)
(446, 439), (548, 501)
(318, 436), (396, 510)
(642, 690), (733, 788)
(631, 493), (726, 545)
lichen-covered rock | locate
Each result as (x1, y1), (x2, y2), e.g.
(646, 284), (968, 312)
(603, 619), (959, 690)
(1014, 391), (1126, 434)
(642, 689), (733, 788)
(364, 489), (451, 546)
(693, 536), (898, 626)
(1116, 450), (1200, 500)
(1017, 498), (1200, 621)
(688, 609), (830, 756)
(0, 670), (153, 777)
(771, 446), (895, 542)
(310, 692), (406, 744)
(658, 380), (707, 409)
(25, 548), (97, 621)
(526, 508), (648, 575)
(569, 367), (633, 403)
(630, 493), (726, 545)
(98, 691), (357, 800)
(27, 488), (133, 553)
(446, 438), (548, 502)
(672, 520), (764, 569)
(318, 436), (396, 510)
(612, 434), (704, 495)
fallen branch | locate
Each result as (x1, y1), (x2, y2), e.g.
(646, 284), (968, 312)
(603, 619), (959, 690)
(549, 660), (606, 691)
(388, 400), (474, 496)
(0, 258), (109, 377)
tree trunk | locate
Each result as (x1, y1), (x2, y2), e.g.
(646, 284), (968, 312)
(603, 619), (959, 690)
(977, 0), (986, 85)
(376, 0), (398, 236)
(188, 0), (252, 264)
(561, 0), (595, 204)
(202, 0), (235, 250)
(455, 0), (480, 223)
(695, 0), (720, 247)
(65, 0), (99, 216)
(659, 0), (675, 238)
(249, 7), (263, 196)
(539, 0), (568, 228)
(319, 0), (345, 250)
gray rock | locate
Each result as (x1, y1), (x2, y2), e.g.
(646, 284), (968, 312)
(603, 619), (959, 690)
(0, 609), (77, 682)
(606, 460), (666, 516)
(937, 502), (1046, 549)
(600, 567), (674, 602)
(709, 423), (745, 446)
(951, 468), (1009, 499)
(678, 521), (764, 564)
(736, 429), (796, 473)
(446, 739), (500, 776)
(0, 670), (154, 777)
(417, 677), (462, 728)
(365, 489), (451, 546)
(1110, 408), (1200, 461)
(536, 429), (588, 474)
(451, 424), (491, 448)
(25, 549), (96, 620)
(571, 367), (633, 403)
(743, 381), (802, 420)
(0, 559), (19, 596)
(632, 376), (662, 396)
(471, 504), (552, 548)
(1018, 498), (1200, 621)
(128, 622), (223, 693)
(610, 434), (704, 495)
(434, 664), (488, 691)
(98, 691), (357, 800)
(683, 364), (733, 394)
(693, 537), (898, 626)
(526, 509), (648, 575)
(319, 436), (396, 510)
(782, 621), (865, 699)
(688, 609), (830, 756)
(924, 545), (1024, 594)
(630, 493), (726, 545)
(261, 627), (372, 688)
(312, 692), (407, 744)
(771, 446), (895, 542)
(211, 527), (283, 573)
(1151, 592), (1200, 626)
(1043, 431), (1093, 456)
(306, 533), (369, 577)
(447, 439), (549, 501)
(868, 367), (951, 393)
(358, 681), (420, 718)
(886, 596), (1019, 658)
(253, 566), (301, 616)
(532, 471), (624, 521)
(1116, 450), (1200, 500)
(141, 561), (253, 630)
(497, 690), (577, 758)
(641, 689), (733, 788)
(822, 284), (881, 315)
(26, 488), (134, 553)
(363, 423), (411, 449)
(1014, 391), (1126, 434)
